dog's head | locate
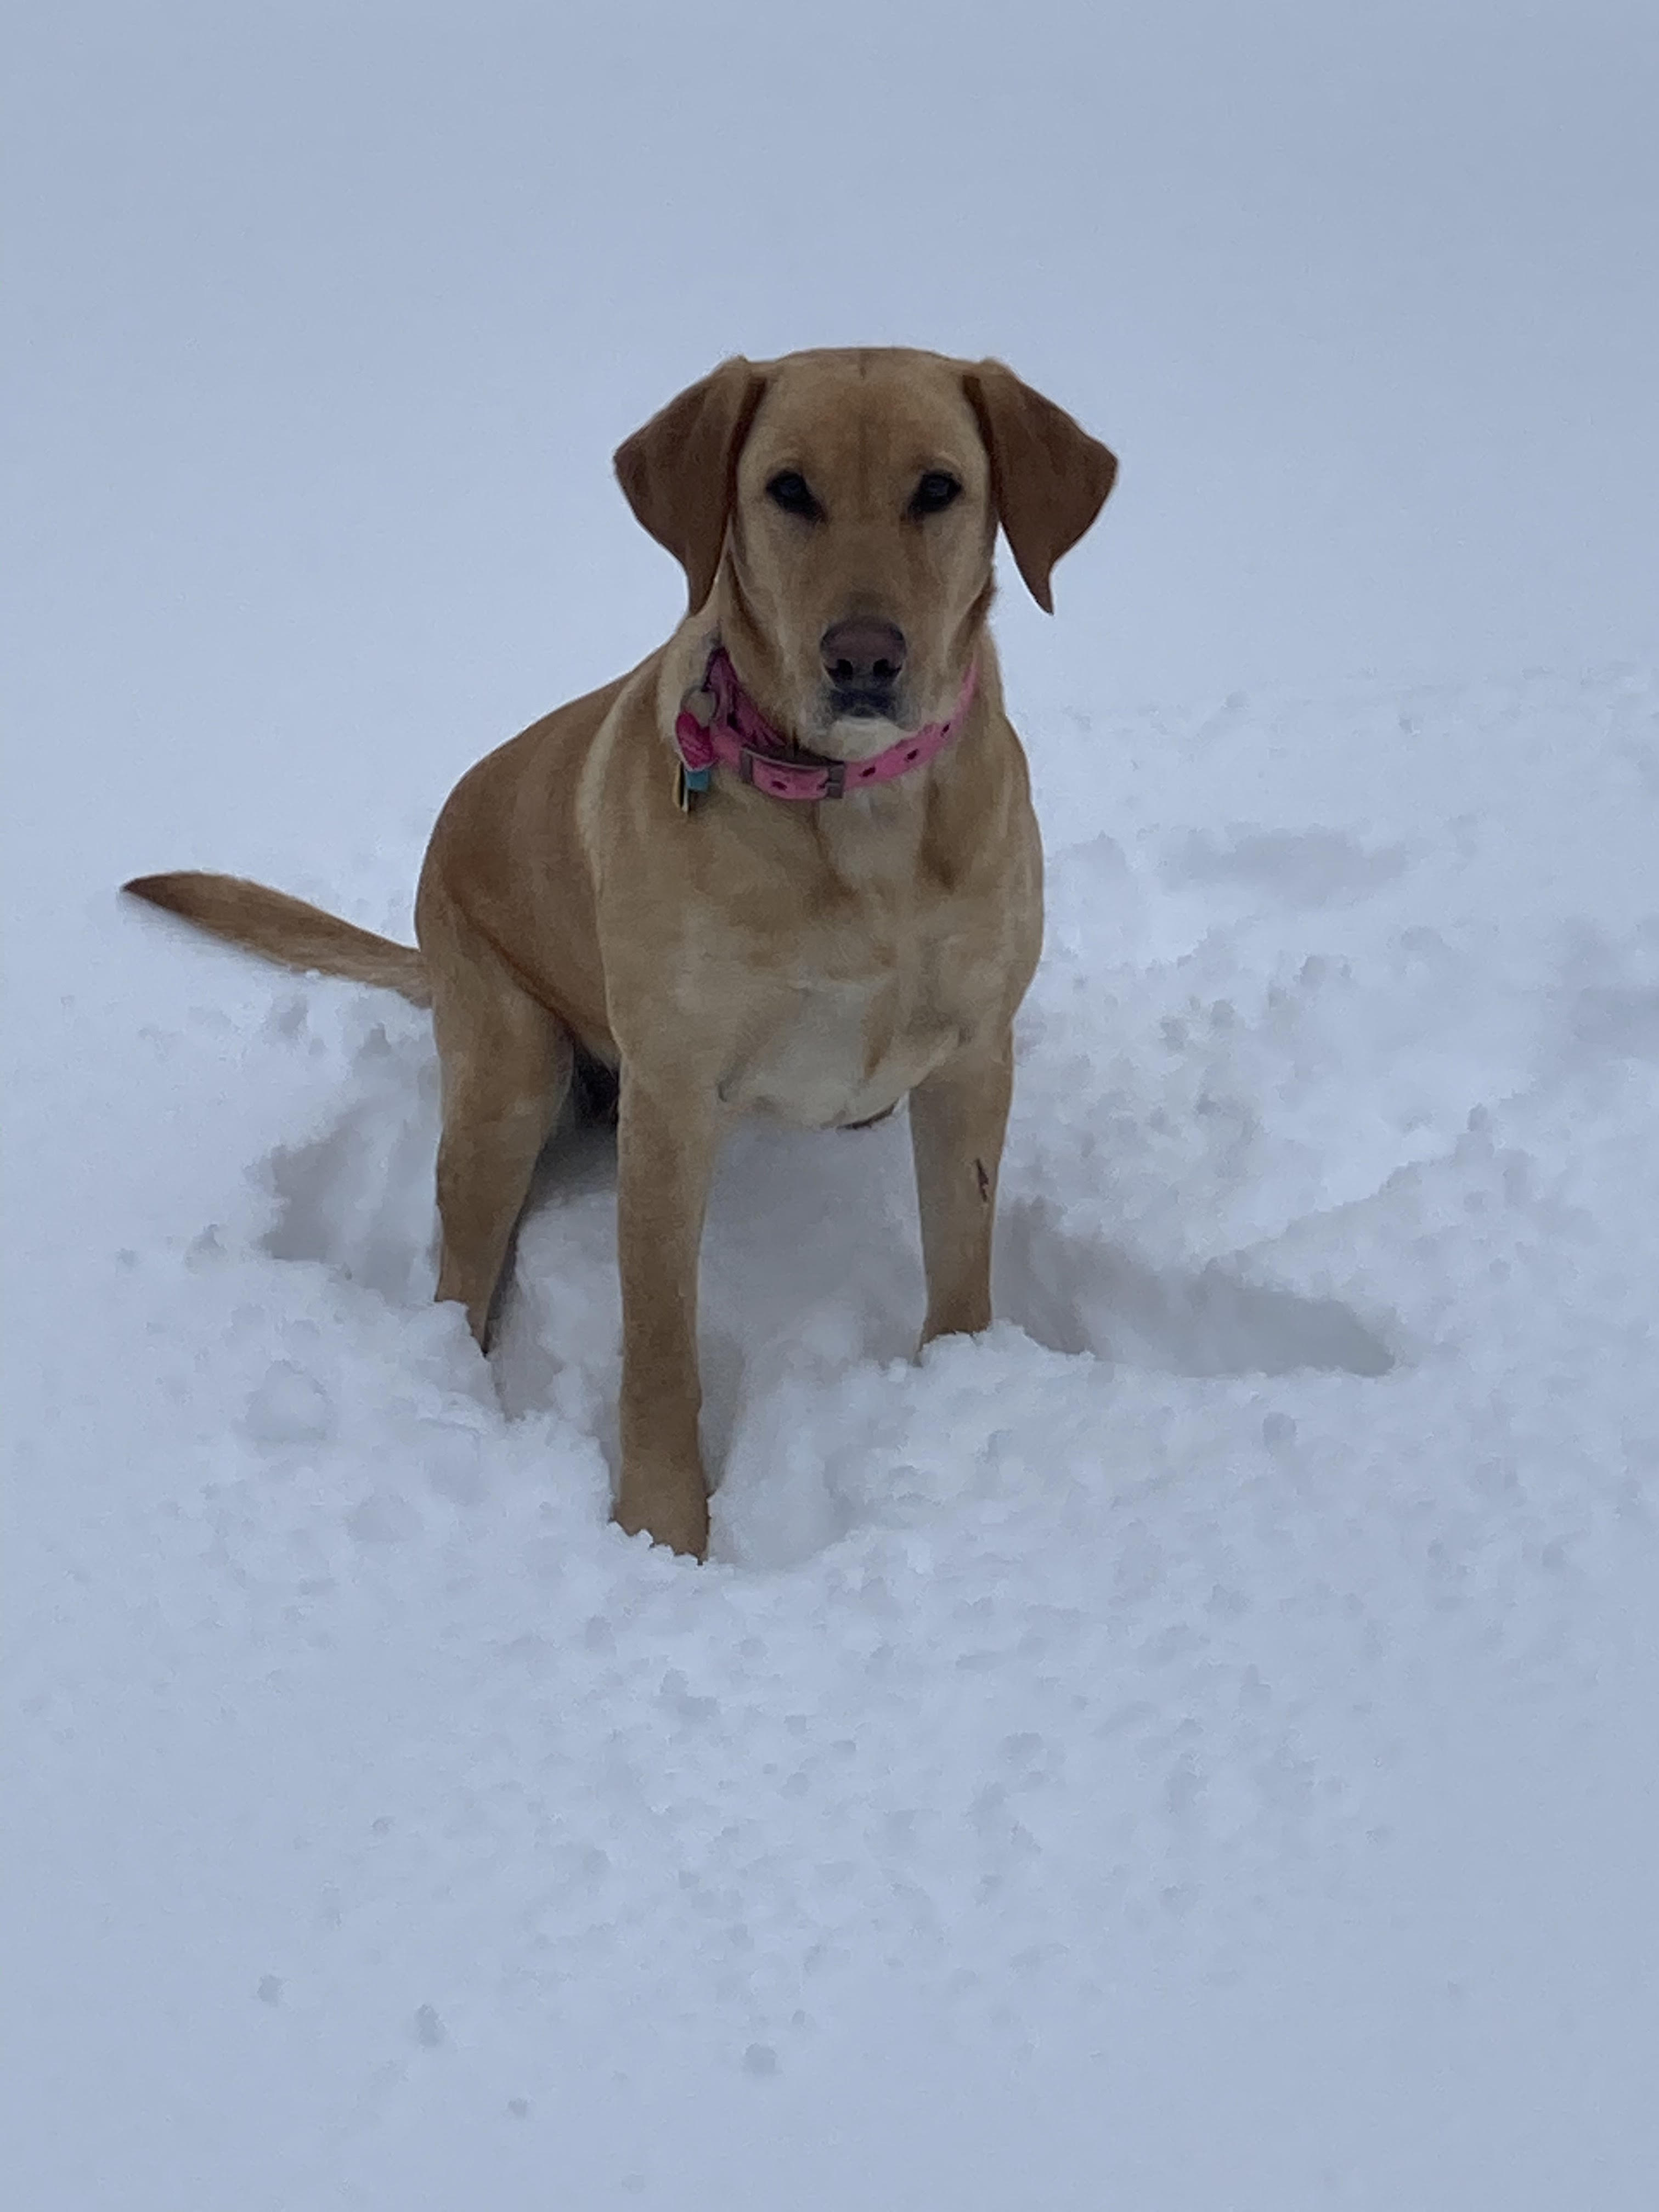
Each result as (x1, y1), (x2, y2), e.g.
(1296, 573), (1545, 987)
(614, 348), (1116, 754)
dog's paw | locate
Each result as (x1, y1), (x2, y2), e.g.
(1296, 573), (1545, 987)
(613, 1483), (709, 1562)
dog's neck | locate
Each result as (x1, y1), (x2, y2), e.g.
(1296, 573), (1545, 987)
(673, 642), (978, 806)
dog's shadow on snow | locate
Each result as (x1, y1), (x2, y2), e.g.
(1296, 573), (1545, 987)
(994, 1193), (1392, 1380)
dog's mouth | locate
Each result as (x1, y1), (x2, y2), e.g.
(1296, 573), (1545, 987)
(820, 683), (910, 763)
(827, 684), (902, 724)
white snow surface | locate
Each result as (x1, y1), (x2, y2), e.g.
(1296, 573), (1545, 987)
(5, 7), (1659, 2209)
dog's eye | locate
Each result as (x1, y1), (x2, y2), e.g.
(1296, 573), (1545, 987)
(766, 471), (821, 521)
(910, 470), (962, 517)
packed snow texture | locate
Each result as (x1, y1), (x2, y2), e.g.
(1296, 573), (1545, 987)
(5, 5), (1658, 2209)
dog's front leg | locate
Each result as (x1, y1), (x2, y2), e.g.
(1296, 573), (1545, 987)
(910, 1032), (1015, 1346)
(613, 1067), (722, 1558)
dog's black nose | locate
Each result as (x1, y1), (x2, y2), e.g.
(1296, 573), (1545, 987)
(820, 618), (907, 691)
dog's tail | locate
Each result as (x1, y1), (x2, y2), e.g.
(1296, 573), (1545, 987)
(122, 871), (432, 1007)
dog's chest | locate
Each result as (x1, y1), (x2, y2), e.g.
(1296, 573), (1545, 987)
(733, 973), (955, 1126)
(719, 893), (995, 1128)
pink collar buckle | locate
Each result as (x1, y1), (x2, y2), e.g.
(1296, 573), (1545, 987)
(674, 648), (977, 808)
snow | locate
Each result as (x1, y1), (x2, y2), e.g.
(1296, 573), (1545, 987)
(5, 4), (1658, 2208)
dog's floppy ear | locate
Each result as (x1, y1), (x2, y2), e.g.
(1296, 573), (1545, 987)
(614, 358), (769, 613)
(962, 362), (1118, 613)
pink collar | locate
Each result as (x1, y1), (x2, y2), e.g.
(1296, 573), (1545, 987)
(674, 648), (978, 804)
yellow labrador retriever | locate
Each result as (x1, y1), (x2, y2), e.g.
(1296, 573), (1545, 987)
(126, 348), (1116, 1557)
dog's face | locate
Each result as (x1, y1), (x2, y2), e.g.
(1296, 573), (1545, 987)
(615, 348), (1117, 752)
(726, 353), (997, 752)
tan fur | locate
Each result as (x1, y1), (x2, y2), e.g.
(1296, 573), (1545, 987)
(124, 871), (432, 1004)
(125, 348), (1116, 1558)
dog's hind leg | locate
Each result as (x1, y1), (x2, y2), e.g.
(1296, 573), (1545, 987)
(422, 905), (573, 1351)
